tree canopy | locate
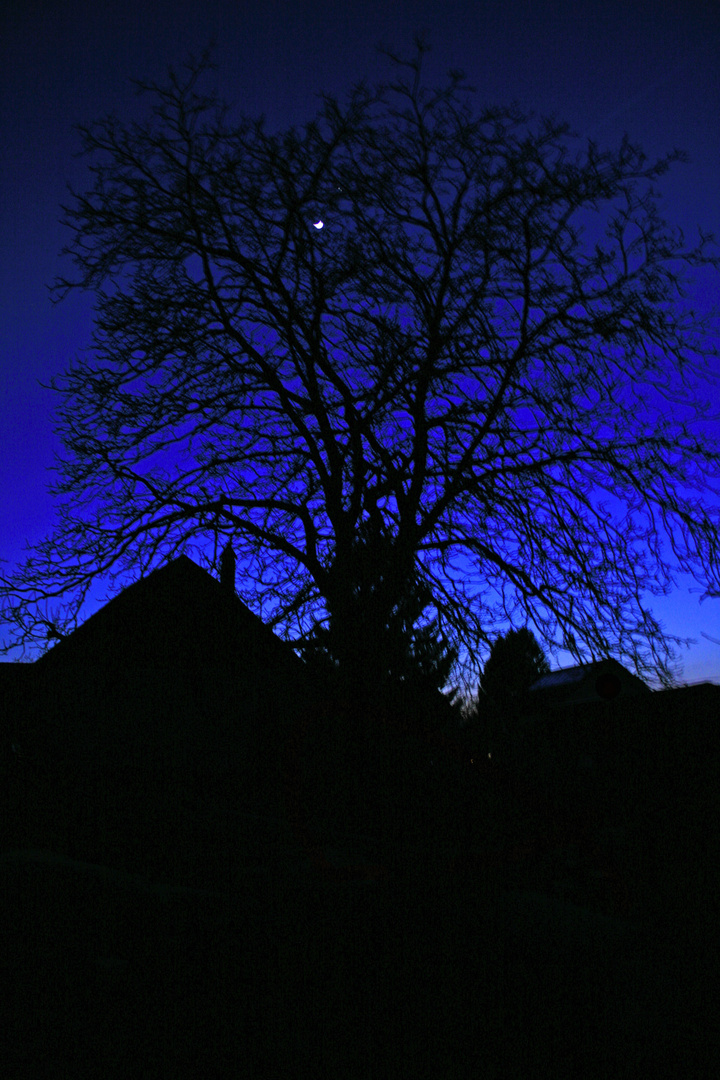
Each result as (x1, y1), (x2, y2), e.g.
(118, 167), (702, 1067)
(2, 45), (719, 692)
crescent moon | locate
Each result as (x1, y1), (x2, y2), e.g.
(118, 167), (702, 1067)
(312, 220), (324, 229)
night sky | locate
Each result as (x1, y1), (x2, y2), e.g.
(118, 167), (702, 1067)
(1, 0), (719, 683)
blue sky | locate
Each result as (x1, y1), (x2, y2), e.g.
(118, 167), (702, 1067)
(1, 0), (719, 684)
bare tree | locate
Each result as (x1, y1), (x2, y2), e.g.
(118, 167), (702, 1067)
(2, 45), (719, 692)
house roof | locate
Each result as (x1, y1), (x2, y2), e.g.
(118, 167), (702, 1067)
(15, 553), (318, 792)
(530, 666), (589, 692)
(529, 657), (651, 699)
(33, 553), (306, 681)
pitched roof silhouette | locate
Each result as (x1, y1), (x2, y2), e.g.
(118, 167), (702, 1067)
(528, 657), (651, 704)
(16, 555), (316, 833)
(24, 554), (314, 780)
(34, 553), (305, 682)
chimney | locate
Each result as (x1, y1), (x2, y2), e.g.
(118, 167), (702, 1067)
(220, 541), (236, 596)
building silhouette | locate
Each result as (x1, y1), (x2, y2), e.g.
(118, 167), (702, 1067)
(528, 657), (652, 709)
(2, 553), (320, 868)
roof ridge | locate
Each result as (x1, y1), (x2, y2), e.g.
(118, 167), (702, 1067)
(32, 552), (299, 670)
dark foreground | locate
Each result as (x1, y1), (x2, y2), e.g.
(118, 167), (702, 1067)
(4, 699), (720, 1079)
(2, 812), (720, 1080)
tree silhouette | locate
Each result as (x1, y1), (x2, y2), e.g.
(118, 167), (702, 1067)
(2, 43), (719, 693)
(469, 627), (551, 760)
(479, 627), (551, 715)
(298, 514), (457, 699)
